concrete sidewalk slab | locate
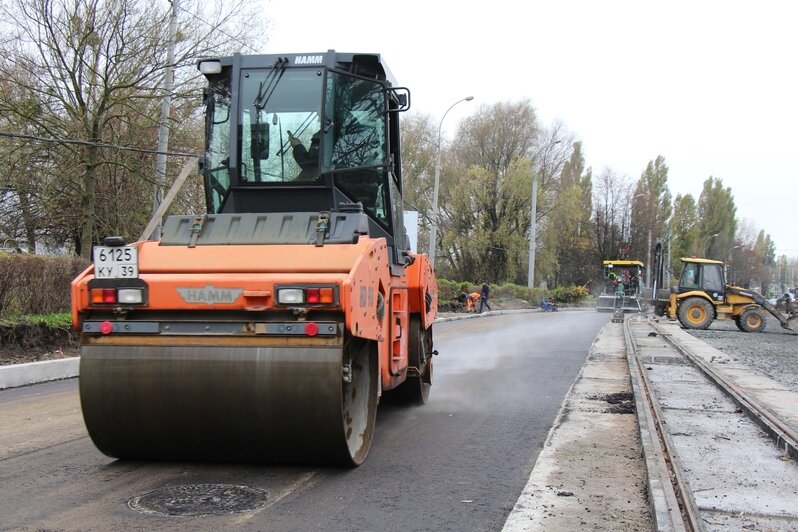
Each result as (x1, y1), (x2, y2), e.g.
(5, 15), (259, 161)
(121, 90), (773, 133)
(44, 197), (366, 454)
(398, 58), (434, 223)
(657, 321), (798, 434)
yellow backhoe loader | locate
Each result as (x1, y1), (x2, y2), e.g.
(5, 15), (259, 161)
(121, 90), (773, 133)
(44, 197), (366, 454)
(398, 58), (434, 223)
(653, 257), (796, 332)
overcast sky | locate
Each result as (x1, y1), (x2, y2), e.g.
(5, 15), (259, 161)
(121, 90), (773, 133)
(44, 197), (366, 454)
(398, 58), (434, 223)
(262, 0), (797, 258)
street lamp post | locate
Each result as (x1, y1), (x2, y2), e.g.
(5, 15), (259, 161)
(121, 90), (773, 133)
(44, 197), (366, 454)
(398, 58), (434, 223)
(527, 140), (562, 288)
(703, 232), (719, 256)
(646, 229), (652, 287)
(726, 244), (742, 284)
(428, 96), (474, 269)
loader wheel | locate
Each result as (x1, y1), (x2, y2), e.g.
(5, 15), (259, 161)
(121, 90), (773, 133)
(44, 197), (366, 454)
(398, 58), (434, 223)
(677, 297), (714, 330)
(738, 308), (766, 333)
(393, 315), (433, 405)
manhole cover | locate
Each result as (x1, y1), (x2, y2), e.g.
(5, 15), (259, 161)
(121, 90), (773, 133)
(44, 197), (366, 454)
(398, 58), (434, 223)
(129, 484), (268, 517)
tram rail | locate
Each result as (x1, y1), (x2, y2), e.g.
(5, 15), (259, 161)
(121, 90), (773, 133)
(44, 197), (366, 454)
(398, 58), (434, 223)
(623, 315), (798, 531)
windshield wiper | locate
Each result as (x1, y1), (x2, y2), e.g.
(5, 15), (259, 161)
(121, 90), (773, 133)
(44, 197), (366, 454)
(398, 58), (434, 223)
(253, 56), (288, 111)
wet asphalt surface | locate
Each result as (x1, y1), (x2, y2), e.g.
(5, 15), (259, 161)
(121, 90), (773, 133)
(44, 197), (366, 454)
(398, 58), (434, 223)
(0, 311), (608, 531)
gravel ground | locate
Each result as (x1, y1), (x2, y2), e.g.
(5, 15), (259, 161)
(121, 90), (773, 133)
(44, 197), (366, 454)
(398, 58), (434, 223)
(684, 314), (798, 392)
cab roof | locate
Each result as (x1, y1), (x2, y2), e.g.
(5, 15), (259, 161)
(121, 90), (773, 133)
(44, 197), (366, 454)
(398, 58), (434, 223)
(681, 257), (724, 265)
(603, 260), (644, 267)
(199, 50), (397, 86)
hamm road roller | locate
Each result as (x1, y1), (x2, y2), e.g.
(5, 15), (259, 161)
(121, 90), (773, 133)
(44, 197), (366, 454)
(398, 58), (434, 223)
(71, 51), (437, 465)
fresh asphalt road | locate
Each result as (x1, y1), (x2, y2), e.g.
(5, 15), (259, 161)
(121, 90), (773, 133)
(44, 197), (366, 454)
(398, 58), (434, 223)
(0, 310), (608, 531)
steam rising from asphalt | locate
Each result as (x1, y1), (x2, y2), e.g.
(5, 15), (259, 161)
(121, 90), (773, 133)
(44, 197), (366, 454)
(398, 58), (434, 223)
(425, 312), (609, 415)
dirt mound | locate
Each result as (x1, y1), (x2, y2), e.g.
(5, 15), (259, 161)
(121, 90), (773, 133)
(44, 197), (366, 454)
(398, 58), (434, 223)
(0, 321), (79, 365)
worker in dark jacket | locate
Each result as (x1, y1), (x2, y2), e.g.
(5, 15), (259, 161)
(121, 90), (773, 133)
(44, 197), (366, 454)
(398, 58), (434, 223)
(288, 130), (320, 181)
(479, 282), (492, 313)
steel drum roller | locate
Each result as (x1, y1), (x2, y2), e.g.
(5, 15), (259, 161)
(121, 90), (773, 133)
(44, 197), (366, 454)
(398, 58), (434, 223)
(79, 339), (377, 465)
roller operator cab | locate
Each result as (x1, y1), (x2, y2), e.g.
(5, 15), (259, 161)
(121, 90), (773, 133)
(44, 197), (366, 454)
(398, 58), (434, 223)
(200, 51), (411, 266)
(71, 51), (437, 466)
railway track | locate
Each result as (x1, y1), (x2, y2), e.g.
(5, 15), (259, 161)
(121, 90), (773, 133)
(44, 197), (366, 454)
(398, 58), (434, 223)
(624, 316), (798, 531)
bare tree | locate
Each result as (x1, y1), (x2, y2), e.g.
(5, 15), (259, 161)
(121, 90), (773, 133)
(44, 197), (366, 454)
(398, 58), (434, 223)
(592, 168), (634, 263)
(0, 0), (266, 257)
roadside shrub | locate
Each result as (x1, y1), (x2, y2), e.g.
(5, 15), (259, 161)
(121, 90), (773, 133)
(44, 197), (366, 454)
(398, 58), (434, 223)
(549, 284), (590, 304)
(439, 281), (589, 308)
(435, 278), (460, 304)
(0, 253), (89, 317)
(436, 278), (552, 309)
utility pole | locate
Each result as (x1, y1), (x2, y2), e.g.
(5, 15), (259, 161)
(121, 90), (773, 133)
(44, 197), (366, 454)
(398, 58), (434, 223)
(150, 0), (179, 240)
(526, 140), (561, 288)
(666, 235), (671, 288)
(527, 172), (538, 288)
(646, 229), (652, 287)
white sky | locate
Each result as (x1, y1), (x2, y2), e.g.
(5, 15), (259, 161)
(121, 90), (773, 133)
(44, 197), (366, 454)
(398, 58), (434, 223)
(261, 0), (798, 257)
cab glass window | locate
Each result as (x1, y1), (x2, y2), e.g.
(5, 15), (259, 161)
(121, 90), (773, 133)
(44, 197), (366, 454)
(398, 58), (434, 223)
(680, 262), (700, 290)
(335, 168), (390, 229)
(324, 72), (387, 171)
(238, 69), (323, 183)
(205, 78), (231, 213)
(702, 264), (724, 293)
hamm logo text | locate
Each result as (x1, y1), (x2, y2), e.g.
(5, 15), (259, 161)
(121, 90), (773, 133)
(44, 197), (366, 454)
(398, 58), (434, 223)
(177, 286), (243, 305)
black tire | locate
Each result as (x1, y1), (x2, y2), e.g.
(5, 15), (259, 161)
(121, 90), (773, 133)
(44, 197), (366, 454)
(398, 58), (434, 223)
(738, 308), (766, 333)
(392, 315), (432, 405)
(677, 297), (714, 330)
(341, 337), (380, 465)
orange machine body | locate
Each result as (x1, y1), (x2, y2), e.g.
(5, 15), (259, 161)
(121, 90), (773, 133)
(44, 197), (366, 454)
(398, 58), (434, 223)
(71, 236), (437, 393)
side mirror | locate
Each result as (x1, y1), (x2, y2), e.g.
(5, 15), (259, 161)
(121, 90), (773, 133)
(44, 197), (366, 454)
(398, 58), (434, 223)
(386, 87), (411, 112)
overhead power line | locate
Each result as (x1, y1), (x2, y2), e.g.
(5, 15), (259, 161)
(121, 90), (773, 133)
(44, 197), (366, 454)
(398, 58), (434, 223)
(0, 131), (200, 158)
(175, 4), (259, 54)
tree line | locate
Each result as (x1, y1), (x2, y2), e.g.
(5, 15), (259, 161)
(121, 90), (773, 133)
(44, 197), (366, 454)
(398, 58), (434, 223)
(401, 104), (795, 294)
(0, 0), (795, 295)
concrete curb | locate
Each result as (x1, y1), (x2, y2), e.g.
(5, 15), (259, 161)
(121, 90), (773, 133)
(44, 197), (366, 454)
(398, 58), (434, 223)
(623, 318), (686, 531)
(0, 357), (79, 390)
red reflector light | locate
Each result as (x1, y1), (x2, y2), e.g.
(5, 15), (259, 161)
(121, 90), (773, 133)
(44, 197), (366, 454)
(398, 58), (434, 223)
(305, 322), (318, 336)
(306, 288), (321, 304)
(102, 288), (117, 303)
(100, 321), (114, 335)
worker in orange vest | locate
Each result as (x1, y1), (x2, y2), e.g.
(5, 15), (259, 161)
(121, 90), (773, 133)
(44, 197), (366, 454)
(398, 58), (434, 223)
(466, 292), (481, 312)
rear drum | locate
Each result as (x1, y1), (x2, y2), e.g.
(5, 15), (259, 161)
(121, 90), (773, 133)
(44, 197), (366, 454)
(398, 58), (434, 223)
(80, 337), (378, 465)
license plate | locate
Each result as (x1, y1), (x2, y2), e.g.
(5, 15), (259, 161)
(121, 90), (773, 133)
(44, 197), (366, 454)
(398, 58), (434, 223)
(93, 245), (139, 279)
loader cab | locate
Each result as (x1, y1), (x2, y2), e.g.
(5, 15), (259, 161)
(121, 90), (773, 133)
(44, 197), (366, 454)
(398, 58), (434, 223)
(198, 51), (410, 268)
(677, 259), (725, 300)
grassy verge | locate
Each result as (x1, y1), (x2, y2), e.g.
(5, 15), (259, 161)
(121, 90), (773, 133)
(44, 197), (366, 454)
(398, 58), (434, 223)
(0, 313), (72, 328)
